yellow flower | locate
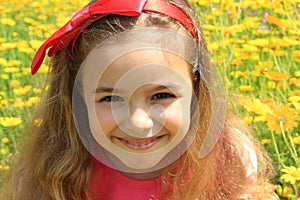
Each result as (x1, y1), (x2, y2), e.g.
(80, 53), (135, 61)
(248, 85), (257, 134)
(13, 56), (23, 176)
(39, 64), (50, 74)
(0, 42), (17, 51)
(251, 61), (273, 76)
(276, 185), (295, 198)
(271, 50), (285, 57)
(26, 96), (41, 107)
(239, 85), (254, 92)
(33, 88), (42, 94)
(4, 67), (20, 73)
(0, 165), (10, 170)
(9, 80), (20, 88)
(0, 148), (8, 155)
(0, 117), (22, 127)
(241, 44), (259, 53)
(0, 18), (16, 26)
(13, 85), (32, 96)
(239, 98), (272, 116)
(292, 136), (300, 145)
(0, 57), (7, 66)
(261, 139), (271, 145)
(265, 104), (298, 134)
(1, 74), (9, 80)
(265, 71), (290, 82)
(29, 40), (43, 50)
(18, 47), (35, 55)
(265, 15), (292, 28)
(280, 166), (300, 185)
(242, 17), (260, 29)
(229, 71), (248, 79)
(248, 38), (270, 48)
(21, 68), (31, 75)
(1, 138), (9, 144)
(23, 17), (39, 26)
(289, 78), (300, 88)
(6, 60), (21, 67)
(203, 24), (218, 32)
(13, 98), (25, 108)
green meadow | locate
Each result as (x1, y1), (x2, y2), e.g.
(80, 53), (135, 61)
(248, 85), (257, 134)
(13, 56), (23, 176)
(0, 0), (299, 199)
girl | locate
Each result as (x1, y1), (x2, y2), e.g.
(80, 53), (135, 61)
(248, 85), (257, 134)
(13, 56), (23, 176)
(3, 0), (278, 199)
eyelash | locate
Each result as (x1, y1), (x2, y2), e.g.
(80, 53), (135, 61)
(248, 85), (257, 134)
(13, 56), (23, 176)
(151, 92), (176, 101)
(98, 95), (124, 102)
(98, 92), (176, 103)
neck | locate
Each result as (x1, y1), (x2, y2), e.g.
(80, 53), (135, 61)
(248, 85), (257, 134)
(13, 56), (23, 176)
(121, 169), (163, 180)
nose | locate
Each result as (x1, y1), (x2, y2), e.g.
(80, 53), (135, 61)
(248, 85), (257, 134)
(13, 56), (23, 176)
(131, 108), (153, 129)
(122, 104), (154, 138)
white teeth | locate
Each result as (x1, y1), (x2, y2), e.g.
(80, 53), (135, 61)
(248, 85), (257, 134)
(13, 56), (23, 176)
(119, 136), (162, 150)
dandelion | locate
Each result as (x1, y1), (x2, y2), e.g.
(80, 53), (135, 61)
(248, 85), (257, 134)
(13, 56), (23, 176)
(29, 40), (43, 50)
(25, 96), (41, 107)
(276, 185), (295, 199)
(292, 136), (300, 145)
(280, 166), (300, 185)
(241, 44), (259, 53)
(0, 57), (7, 66)
(261, 139), (271, 145)
(248, 38), (270, 48)
(13, 98), (25, 108)
(0, 117), (22, 127)
(1, 137), (9, 144)
(13, 85), (32, 96)
(0, 18), (16, 26)
(265, 104), (298, 134)
(289, 78), (300, 88)
(1, 74), (9, 80)
(21, 67), (31, 75)
(4, 67), (20, 73)
(9, 80), (21, 88)
(6, 60), (21, 67)
(33, 88), (42, 94)
(239, 85), (254, 92)
(0, 148), (8, 155)
(0, 42), (17, 50)
(39, 64), (50, 74)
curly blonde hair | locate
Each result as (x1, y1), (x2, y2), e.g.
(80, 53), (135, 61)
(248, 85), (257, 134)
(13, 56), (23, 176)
(2, 0), (277, 199)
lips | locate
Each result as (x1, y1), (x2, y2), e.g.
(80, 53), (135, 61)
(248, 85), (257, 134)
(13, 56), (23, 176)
(116, 135), (165, 150)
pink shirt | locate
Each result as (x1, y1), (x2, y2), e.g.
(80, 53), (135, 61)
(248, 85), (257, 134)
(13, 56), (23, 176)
(89, 159), (162, 200)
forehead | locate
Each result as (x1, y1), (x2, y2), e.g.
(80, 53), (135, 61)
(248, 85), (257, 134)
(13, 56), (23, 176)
(81, 49), (193, 93)
(100, 49), (191, 81)
(77, 28), (196, 88)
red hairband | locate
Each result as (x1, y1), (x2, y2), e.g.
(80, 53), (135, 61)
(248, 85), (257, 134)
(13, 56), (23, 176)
(31, 0), (197, 75)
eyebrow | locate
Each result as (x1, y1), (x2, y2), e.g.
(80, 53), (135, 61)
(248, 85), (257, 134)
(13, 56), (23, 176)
(94, 84), (182, 94)
(94, 87), (120, 93)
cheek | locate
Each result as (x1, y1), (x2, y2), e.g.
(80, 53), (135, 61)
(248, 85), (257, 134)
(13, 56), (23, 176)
(94, 104), (116, 137)
(162, 101), (190, 137)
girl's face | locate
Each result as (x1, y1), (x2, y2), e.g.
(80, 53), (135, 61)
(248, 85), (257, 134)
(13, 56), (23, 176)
(80, 48), (196, 172)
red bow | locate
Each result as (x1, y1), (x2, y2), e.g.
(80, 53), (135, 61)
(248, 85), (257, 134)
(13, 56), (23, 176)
(31, 0), (197, 75)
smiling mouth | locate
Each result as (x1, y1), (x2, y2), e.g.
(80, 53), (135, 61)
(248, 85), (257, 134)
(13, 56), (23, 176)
(114, 135), (166, 151)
